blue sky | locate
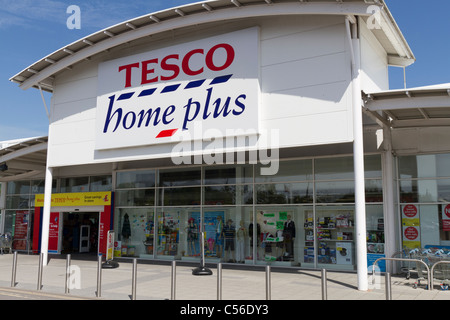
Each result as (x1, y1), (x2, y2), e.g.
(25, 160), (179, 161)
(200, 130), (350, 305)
(0, 0), (449, 141)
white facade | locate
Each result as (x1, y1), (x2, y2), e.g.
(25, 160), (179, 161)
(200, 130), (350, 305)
(8, 0), (426, 292)
(47, 14), (366, 168)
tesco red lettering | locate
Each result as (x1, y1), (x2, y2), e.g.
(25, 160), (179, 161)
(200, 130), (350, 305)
(118, 43), (235, 88)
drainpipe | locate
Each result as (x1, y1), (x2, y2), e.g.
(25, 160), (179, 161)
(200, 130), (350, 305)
(346, 16), (368, 291)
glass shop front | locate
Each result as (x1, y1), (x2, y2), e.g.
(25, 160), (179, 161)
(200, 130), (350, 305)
(113, 154), (385, 270)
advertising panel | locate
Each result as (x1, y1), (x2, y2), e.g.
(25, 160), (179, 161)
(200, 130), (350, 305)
(95, 28), (260, 150)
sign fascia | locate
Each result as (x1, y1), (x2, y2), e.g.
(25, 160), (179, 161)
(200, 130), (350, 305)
(95, 27), (260, 150)
(35, 191), (112, 207)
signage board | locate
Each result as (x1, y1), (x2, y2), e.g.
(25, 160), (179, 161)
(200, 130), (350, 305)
(35, 191), (111, 207)
(95, 28), (260, 150)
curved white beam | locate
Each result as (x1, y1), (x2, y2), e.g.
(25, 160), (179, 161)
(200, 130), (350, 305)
(17, 2), (375, 91)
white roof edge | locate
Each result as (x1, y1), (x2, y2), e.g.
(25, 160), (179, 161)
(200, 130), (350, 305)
(10, 0), (413, 92)
(365, 83), (450, 96)
(0, 136), (48, 150)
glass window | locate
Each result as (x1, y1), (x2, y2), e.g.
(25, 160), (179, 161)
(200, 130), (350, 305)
(116, 189), (155, 206)
(204, 167), (237, 185)
(202, 206), (253, 263)
(315, 157), (354, 180)
(158, 168), (201, 187)
(204, 185), (253, 206)
(399, 154), (450, 179)
(315, 181), (355, 203)
(365, 180), (383, 203)
(116, 170), (155, 189)
(316, 205), (355, 269)
(156, 208), (180, 258)
(7, 181), (30, 195)
(90, 175), (112, 192)
(30, 180), (57, 194)
(255, 207), (300, 264)
(256, 183), (313, 204)
(6, 195), (30, 209)
(115, 208), (154, 258)
(255, 159), (312, 183)
(60, 177), (89, 193)
(365, 155), (382, 179)
(158, 187), (201, 206)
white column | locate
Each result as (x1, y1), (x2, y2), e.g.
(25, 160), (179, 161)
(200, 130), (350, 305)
(382, 144), (397, 273)
(40, 166), (53, 266)
(349, 20), (368, 291)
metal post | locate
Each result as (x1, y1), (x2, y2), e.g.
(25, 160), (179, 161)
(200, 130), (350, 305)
(171, 260), (176, 300)
(321, 269), (328, 300)
(37, 253), (43, 290)
(65, 254), (71, 294)
(131, 258), (137, 300)
(11, 251), (17, 287)
(217, 263), (222, 300)
(385, 273), (392, 300)
(97, 254), (102, 298)
(265, 265), (271, 300)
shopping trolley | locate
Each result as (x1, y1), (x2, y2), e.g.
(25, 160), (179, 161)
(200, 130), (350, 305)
(0, 234), (12, 254)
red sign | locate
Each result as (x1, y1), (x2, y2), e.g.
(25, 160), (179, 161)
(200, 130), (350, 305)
(13, 211), (29, 250)
(404, 227), (419, 240)
(444, 204), (450, 219)
(118, 44), (235, 88)
(48, 212), (60, 253)
(403, 204), (418, 218)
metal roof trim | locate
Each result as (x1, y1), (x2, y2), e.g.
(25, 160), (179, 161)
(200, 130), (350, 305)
(9, 0), (412, 92)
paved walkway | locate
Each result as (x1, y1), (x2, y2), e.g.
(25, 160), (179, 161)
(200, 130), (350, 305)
(0, 253), (449, 300)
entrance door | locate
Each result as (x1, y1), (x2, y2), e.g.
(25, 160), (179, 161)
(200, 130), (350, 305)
(61, 212), (99, 254)
(79, 225), (90, 253)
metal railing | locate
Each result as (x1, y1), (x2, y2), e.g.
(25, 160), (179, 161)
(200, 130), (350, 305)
(372, 257), (431, 291)
(6, 253), (331, 300)
(430, 260), (450, 291)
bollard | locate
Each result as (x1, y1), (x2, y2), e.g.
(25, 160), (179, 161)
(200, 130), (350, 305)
(265, 265), (271, 300)
(37, 253), (44, 291)
(171, 261), (176, 300)
(385, 272), (392, 300)
(131, 258), (137, 300)
(321, 269), (328, 300)
(65, 254), (71, 294)
(217, 263), (222, 300)
(11, 251), (17, 287)
(97, 254), (102, 298)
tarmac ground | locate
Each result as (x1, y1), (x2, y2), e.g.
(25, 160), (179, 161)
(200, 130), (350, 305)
(0, 252), (449, 302)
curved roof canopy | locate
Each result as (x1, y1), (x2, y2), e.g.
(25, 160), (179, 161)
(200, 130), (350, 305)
(0, 137), (48, 182)
(10, 0), (414, 92)
(364, 84), (450, 129)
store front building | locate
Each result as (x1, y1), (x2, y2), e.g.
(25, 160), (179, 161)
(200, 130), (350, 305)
(4, 0), (450, 291)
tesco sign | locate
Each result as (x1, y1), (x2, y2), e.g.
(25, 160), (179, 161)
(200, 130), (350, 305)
(95, 28), (260, 150)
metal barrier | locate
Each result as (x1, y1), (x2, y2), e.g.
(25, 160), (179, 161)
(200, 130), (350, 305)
(321, 269), (327, 300)
(11, 251), (17, 287)
(131, 258), (137, 300)
(385, 273), (392, 300)
(266, 266), (271, 300)
(372, 257), (431, 290)
(65, 254), (71, 294)
(217, 263), (222, 300)
(7, 253), (335, 300)
(97, 255), (103, 298)
(430, 260), (450, 291)
(171, 261), (176, 300)
(37, 253), (44, 291)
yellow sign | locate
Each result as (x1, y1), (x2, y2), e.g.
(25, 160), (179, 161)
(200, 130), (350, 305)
(35, 191), (111, 207)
